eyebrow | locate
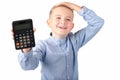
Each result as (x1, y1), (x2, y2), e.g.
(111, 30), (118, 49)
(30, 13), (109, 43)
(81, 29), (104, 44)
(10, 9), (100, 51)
(54, 14), (73, 18)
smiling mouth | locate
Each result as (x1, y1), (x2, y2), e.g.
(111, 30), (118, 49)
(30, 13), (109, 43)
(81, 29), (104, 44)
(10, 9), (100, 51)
(58, 26), (67, 29)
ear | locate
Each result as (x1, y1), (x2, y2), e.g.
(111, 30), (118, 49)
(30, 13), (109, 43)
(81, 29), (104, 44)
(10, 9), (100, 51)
(72, 23), (74, 29)
(46, 19), (50, 27)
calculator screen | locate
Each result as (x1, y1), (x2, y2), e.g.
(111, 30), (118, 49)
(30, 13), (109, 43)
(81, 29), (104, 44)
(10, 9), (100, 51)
(14, 23), (31, 30)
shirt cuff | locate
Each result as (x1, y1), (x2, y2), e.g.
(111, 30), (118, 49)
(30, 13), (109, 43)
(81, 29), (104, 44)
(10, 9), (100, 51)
(19, 49), (33, 57)
(77, 6), (89, 16)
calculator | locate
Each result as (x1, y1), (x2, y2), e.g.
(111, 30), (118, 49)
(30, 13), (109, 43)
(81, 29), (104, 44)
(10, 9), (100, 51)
(12, 19), (35, 50)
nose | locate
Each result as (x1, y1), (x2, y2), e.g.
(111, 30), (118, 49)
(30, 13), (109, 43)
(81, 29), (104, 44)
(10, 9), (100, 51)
(60, 19), (66, 25)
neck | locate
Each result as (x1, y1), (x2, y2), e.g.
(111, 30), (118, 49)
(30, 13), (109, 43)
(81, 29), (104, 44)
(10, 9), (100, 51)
(50, 33), (67, 39)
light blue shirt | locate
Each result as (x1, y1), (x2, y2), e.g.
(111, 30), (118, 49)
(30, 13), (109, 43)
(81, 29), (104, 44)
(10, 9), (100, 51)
(18, 6), (104, 80)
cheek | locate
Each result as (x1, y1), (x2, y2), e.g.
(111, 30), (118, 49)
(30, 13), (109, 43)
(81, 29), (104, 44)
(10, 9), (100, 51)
(51, 20), (59, 26)
(47, 19), (57, 26)
(69, 23), (74, 30)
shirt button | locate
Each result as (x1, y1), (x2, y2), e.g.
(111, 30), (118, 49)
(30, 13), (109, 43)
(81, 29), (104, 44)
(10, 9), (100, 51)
(67, 76), (70, 80)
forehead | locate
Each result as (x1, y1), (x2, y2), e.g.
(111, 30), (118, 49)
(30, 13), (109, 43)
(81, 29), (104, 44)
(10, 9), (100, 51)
(50, 5), (73, 15)
(53, 6), (72, 12)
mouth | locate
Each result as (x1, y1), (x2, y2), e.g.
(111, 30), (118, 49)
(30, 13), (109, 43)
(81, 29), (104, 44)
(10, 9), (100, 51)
(58, 26), (67, 29)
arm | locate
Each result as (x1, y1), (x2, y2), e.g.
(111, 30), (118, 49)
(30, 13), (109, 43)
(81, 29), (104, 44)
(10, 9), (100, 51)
(60, 2), (104, 49)
(18, 40), (46, 70)
(18, 49), (39, 70)
(11, 29), (38, 70)
(75, 6), (104, 48)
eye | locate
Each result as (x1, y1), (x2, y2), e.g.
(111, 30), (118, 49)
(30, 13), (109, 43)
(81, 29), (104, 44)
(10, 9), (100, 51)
(66, 18), (72, 21)
(56, 17), (61, 19)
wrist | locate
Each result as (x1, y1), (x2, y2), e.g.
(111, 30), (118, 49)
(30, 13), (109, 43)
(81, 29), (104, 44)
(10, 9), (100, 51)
(21, 48), (32, 53)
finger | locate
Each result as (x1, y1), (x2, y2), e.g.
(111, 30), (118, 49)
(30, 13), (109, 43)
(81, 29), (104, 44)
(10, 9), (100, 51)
(11, 29), (14, 40)
(33, 27), (36, 32)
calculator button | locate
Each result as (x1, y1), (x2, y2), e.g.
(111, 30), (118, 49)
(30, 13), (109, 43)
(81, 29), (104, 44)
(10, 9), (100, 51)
(19, 36), (22, 38)
(22, 33), (25, 36)
(24, 42), (27, 44)
(16, 42), (20, 46)
(27, 38), (30, 41)
(15, 34), (18, 37)
(27, 41), (30, 44)
(23, 39), (26, 42)
(21, 45), (23, 48)
(26, 33), (29, 35)
(20, 42), (23, 45)
(20, 40), (22, 42)
(26, 35), (30, 38)
(23, 36), (26, 39)
(16, 46), (20, 49)
(19, 34), (22, 36)
(24, 45), (27, 47)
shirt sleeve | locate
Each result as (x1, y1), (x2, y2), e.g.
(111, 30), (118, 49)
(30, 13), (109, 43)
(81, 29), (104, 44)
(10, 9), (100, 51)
(71, 6), (104, 51)
(18, 40), (46, 70)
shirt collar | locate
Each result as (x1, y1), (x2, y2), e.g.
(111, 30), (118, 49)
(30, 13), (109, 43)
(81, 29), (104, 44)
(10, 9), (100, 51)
(49, 33), (67, 45)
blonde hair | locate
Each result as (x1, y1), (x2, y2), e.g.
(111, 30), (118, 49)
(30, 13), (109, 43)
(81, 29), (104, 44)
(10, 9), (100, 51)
(49, 4), (73, 18)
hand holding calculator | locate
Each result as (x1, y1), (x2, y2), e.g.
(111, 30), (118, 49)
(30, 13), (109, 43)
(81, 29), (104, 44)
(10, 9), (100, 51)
(12, 19), (35, 50)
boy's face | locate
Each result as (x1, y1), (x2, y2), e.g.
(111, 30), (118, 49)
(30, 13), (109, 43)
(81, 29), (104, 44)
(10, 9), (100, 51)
(47, 6), (74, 38)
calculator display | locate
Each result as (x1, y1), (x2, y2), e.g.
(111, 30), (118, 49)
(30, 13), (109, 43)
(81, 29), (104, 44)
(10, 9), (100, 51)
(12, 19), (35, 50)
(14, 23), (31, 31)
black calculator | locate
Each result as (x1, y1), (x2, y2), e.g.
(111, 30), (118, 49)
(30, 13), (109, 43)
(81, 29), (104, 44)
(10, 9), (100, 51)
(12, 19), (35, 50)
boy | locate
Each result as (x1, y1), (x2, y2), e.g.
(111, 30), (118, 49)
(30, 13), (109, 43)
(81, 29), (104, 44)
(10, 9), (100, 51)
(17, 2), (104, 80)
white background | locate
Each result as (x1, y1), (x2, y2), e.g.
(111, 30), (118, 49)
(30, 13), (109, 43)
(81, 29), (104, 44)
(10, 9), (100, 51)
(0, 0), (120, 80)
